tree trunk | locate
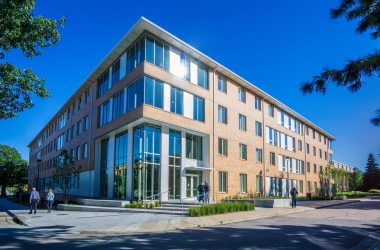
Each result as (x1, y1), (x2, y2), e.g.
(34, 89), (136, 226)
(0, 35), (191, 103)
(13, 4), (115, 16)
(1, 185), (7, 197)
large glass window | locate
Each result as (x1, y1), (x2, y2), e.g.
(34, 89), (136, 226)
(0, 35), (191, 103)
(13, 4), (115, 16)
(255, 121), (262, 136)
(218, 138), (227, 156)
(240, 174), (247, 193)
(169, 130), (181, 200)
(256, 148), (262, 163)
(219, 171), (227, 192)
(114, 131), (128, 199)
(218, 106), (227, 124)
(238, 87), (245, 102)
(133, 124), (161, 200)
(239, 144), (247, 160)
(170, 86), (183, 115)
(239, 114), (246, 131)
(112, 90), (125, 120)
(127, 76), (163, 111)
(111, 60), (120, 86)
(99, 101), (111, 127)
(218, 75), (227, 93)
(193, 96), (204, 122)
(186, 133), (202, 160)
(197, 64), (208, 89)
(97, 71), (109, 97)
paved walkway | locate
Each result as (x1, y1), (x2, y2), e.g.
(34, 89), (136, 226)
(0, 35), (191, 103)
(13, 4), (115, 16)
(0, 198), (362, 234)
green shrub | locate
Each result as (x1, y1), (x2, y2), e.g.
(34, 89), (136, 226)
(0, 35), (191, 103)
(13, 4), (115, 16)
(188, 202), (254, 217)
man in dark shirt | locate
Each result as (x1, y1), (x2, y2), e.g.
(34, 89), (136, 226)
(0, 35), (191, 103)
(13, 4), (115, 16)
(29, 187), (40, 214)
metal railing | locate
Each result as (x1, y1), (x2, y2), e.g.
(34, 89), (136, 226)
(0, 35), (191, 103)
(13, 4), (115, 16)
(143, 190), (170, 213)
(237, 192), (252, 199)
(180, 192), (217, 216)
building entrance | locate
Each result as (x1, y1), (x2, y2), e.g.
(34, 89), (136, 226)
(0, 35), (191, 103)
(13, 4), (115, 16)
(186, 175), (199, 198)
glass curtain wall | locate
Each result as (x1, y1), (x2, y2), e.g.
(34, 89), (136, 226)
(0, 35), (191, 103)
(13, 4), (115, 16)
(168, 130), (181, 200)
(127, 76), (163, 112)
(133, 124), (161, 200)
(100, 138), (109, 198)
(114, 131), (128, 199)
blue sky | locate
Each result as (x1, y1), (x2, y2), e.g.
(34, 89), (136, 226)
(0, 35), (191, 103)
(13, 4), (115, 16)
(1, 0), (379, 170)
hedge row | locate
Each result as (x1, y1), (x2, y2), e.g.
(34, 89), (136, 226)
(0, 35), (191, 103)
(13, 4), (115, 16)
(188, 202), (254, 217)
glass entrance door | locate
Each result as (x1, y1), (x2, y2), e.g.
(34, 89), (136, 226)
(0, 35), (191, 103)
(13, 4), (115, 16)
(113, 165), (126, 199)
(186, 175), (198, 198)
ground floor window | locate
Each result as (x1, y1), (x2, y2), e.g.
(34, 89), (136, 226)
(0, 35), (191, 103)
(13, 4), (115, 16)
(219, 171), (227, 192)
(314, 182), (317, 195)
(307, 181), (310, 193)
(169, 166), (180, 199)
(240, 174), (247, 193)
(256, 175), (262, 194)
(299, 180), (303, 193)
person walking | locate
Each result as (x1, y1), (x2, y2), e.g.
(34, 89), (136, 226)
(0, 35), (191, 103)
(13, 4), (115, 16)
(45, 189), (54, 213)
(29, 187), (40, 214)
(290, 186), (298, 208)
(197, 181), (205, 203)
(204, 180), (210, 204)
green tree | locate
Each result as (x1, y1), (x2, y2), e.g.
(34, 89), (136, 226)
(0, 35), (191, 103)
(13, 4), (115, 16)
(349, 168), (363, 196)
(363, 153), (380, 190)
(300, 0), (380, 126)
(332, 168), (347, 195)
(51, 149), (81, 204)
(0, 0), (65, 119)
(0, 144), (28, 197)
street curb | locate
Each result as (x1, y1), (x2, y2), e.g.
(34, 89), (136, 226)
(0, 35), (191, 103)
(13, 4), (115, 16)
(0, 203), (30, 227)
(314, 199), (360, 209)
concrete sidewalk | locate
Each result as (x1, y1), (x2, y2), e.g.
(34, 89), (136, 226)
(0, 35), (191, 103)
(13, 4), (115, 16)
(0, 198), (361, 235)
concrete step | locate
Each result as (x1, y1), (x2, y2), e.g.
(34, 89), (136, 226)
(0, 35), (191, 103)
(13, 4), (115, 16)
(161, 203), (199, 208)
(57, 204), (188, 215)
(155, 206), (190, 212)
(77, 199), (129, 208)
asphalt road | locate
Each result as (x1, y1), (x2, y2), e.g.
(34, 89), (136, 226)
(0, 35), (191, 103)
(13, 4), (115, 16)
(1, 200), (379, 250)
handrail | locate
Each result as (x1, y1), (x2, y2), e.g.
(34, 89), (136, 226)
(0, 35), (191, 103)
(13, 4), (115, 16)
(181, 191), (218, 216)
(237, 192), (252, 199)
(143, 190), (170, 213)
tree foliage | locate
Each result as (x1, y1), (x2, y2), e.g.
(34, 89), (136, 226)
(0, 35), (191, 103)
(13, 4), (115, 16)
(363, 153), (380, 190)
(0, 144), (28, 197)
(0, 0), (65, 119)
(300, 0), (380, 126)
(51, 149), (81, 204)
(349, 168), (363, 195)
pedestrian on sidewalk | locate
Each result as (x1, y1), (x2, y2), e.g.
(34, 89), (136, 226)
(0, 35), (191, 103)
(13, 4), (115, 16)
(29, 187), (40, 214)
(204, 180), (210, 204)
(197, 181), (205, 203)
(290, 186), (298, 208)
(45, 189), (54, 213)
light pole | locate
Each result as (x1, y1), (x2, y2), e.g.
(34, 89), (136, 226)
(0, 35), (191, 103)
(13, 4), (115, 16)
(286, 157), (290, 198)
(353, 167), (357, 197)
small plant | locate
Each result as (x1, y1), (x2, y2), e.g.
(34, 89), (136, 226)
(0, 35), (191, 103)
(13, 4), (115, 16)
(149, 202), (154, 209)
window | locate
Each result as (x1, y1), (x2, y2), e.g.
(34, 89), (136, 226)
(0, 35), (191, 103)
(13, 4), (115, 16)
(186, 134), (202, 160)
(219, 171), (228, 192)
(73, 102), (77, 115)
(306, 143), (310, 154)
(99, 101), (111, 127)
(193, 96), (204, 122)
(240, 174), (247, 193)
(85, 89), (90, 103)
(218, 138), (227, 156)
(66, 129), (70, 142)
(324, 151), (327, 160)
(76, 146), (81, 161)
(255, 95), (261, 110)
(314, 182), (317, 195)
(298, 140), (302, 151)
(307, 181), (310, 193)
(98, 70), (109, 97)
(218, 75), (227, 93)
(144, 77), (163, 109)
(57, 133), (64, 150)
(84, 116), (89, 131)
(313, 164), (316, 173)
(217, 106), (227, 124)
(112, 90), (125, 120)
(170, 86), (183, 115)
(324, 137), (327, 145)
(239, 115), (246, 131)
(71, 149), (75, 160)
(318, 133), (321, 142)
(307, 162), (310, 172)
(67, 108), (71, 119)
(238, 87), (245, 102)
(256, 176), (262, 193)
(319, 149), (322, 158)
(71, 125), (76, 138)
(255, 121), (262, 136)
(77, 121), (82, 135)
(58, 113), (65, 129)
(312, 130), (315, 139)
(299, 180), (303, 193)
(127, 35), (145, 73)
(270, 152), (275, 165)
(78, 96), (82, 109)
(256, 148), (262, 163)
(313, 146), (316, 156)
(239, 144), (247, 160)
(83, 143), (88, 159)
(305, 126), (309, 135)
(111, 59), (120, 86)
(268, 105), (274, 117)
(197, 64), (208, 89)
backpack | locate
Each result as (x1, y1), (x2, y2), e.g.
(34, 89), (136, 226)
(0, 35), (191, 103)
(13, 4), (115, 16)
(290, 189), (295, 196)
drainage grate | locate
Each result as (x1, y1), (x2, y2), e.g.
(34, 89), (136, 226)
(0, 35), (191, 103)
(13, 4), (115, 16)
(31, 216), (41, 218)
(56, 214), (68, 216)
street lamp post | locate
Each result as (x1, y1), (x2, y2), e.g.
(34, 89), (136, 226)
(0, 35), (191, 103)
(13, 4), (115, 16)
(353, 167), (357, 197)
(286, 157), (290, 198)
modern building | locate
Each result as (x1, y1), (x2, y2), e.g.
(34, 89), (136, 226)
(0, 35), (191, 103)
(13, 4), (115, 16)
(28, 17), (336, 202)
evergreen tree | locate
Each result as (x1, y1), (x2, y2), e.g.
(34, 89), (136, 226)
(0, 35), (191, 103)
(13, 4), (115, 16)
(300, 0), (380, 126)
(363, 153), (380, 190)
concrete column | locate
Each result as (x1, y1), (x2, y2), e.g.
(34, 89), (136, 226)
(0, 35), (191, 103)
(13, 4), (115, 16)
(126, 129), (133, 200)
(160, 126), (169, 201)
(107, 135), (115, 199)
(93, 139), (101, 197)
